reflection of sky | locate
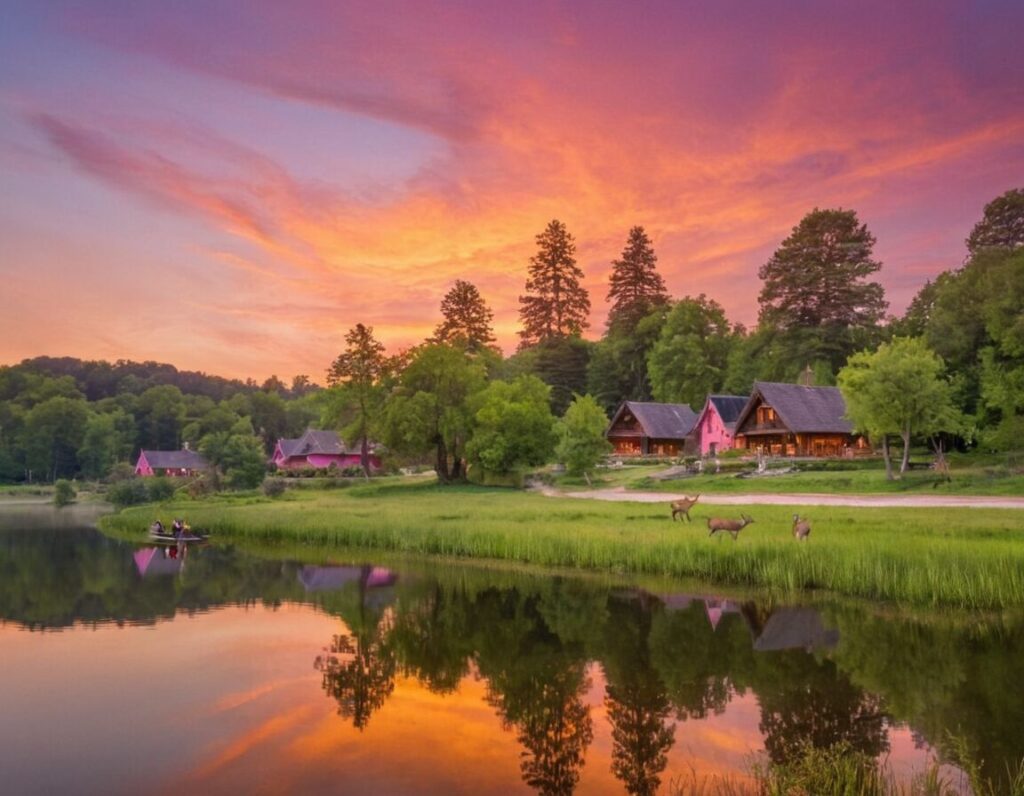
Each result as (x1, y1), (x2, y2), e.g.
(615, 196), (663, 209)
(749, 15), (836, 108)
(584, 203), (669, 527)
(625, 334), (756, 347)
(2, 1), (1023, 379)
(0, 604), (945, 794)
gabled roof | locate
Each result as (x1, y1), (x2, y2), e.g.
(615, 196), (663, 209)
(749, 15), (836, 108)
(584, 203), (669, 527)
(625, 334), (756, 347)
(139, 449), (208, 470)
(736, 382), (853, 434)
(608, 401), (698, 440)
(699, 395), (749, 430)
(278, 428), (349, 458)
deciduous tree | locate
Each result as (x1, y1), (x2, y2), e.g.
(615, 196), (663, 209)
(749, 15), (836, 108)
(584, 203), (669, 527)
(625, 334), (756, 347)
(465, 376), (555, 478)
(966, 187), (1024, 256)
(647, 296), (733, 408)
(326, 324), (389, 476)
(554, 395), (612, 482)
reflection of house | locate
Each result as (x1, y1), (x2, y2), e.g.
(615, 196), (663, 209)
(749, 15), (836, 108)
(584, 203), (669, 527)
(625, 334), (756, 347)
(693, 395), (749, 456)
(133, 547), (182, 577)
(752, 607), (840, 652)
(703, 597), (742, 631)
(272, 428), (381, 471)
(297, 565), (396, 593)
(606, 401), (698, 456)
(134, 448), (208, 477)
(733, 382), (867, 457)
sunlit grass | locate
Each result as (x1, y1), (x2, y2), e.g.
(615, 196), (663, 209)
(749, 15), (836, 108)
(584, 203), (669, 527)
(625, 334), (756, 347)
(100, 482), (1024, 610)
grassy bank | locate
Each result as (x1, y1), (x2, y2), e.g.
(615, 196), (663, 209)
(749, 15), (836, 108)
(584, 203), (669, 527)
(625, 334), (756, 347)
(100, 481), (1024, 609)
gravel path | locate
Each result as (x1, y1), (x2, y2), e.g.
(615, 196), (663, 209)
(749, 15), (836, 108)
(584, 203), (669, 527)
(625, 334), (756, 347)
(537, 485), (1024, 510)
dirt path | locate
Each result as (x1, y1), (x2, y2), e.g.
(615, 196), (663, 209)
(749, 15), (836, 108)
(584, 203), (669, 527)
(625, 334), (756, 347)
(534, 485), (1024, 510)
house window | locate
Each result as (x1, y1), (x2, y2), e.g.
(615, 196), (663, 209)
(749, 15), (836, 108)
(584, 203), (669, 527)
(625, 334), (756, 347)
(757, 406), (776, 424)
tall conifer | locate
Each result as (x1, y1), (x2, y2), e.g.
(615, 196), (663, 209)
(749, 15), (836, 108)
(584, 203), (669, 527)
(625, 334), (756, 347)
(518, 220), (590, 347)
(606, 226), (668, 332)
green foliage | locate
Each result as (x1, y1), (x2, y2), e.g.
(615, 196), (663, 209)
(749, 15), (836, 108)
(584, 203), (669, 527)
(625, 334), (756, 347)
(262, 477), (287, 498)
(432, 279), (497, 352)
(135, 385), (187, 450)
(20, 396), (90, 481)
(519, 219), (591, 346)
(107, 478), (151, 508)
(380, 344), (487, 482)
(77, 409), (134, 480)
(606, 226), (669, 332)
(199, 431), (266, 489)
(758, 208), (887, 376)
(53, 478), (76, 507)
(519, 335), (593, 416)
(838, 338), (962, 475)
(465, 376), (555, 476)
(587, 307), (668, 413)
(555, 394), (612, 477)
(648, 295), (734, 407)
(147, 477), (176, 502)
(966, 186), (1024, 255)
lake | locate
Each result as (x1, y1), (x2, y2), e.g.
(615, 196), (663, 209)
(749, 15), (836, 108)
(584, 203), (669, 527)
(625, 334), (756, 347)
(1, 504), (1021, 795)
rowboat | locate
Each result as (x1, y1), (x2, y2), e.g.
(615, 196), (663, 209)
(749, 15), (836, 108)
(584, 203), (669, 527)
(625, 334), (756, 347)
(148, 531), (209, 543)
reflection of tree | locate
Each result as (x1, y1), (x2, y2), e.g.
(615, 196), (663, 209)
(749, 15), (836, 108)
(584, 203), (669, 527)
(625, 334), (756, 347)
(389, 583), (472, 694)
(753, 651), (888, 765)
(315, 622), (396, 730)
(477, 589), (594, 796)
(603, 595), (675, 796)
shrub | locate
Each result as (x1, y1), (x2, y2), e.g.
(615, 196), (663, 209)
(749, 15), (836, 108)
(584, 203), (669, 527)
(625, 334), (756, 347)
(262, 478), (287, 498)
(105, 462), (136, 483)
(341, 465), (364, 477)
(107, 478), (151, 508)
(53, 479), (76, 507)
(147, 477), (176, 502)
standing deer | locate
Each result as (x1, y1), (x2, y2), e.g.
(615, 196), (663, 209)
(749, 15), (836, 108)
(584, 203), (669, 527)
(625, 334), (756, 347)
(707, 514), (754, 540)
(670, 495), (700, 522)
(792, 514), (811, 541)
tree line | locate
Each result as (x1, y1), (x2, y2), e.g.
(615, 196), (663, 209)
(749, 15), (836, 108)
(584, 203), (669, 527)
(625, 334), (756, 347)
(1, 188), (1020, 484)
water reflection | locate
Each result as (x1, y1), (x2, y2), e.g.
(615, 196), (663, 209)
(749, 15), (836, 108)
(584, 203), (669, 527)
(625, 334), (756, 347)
(1, 513), (1022, 793)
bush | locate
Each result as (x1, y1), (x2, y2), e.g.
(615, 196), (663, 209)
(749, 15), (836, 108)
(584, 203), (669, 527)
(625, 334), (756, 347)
(107, 478), (151, 508)
(341, 465), (364, 477)
(147, 477), (176, 502)
(53, 479), (76, 507)
(262, 478), (287, 498)
(105, 462), (136, 483)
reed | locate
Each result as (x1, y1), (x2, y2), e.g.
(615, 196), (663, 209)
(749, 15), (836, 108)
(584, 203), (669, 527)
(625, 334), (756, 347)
(100, 483), (1024, 610)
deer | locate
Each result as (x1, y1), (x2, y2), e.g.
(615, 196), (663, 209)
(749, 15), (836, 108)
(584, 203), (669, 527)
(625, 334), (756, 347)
(670, 495), (700, 522)
(792, 514), (811, 541)
(707, 514), (754, 540)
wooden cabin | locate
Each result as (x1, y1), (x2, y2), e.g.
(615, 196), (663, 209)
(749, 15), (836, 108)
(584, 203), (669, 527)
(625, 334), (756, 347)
(733, 381), (867, 457)
(693, 394), (749, 456)
(271, 428), (381, 471)
(134, 448), (208, 477)
(606, 401), (698, 456)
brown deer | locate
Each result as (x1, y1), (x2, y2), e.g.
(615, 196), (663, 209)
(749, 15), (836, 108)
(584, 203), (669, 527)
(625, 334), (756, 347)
(792, 514), (811, 541)
(707, 514), (754, 540)
(670, 495), (700, 522)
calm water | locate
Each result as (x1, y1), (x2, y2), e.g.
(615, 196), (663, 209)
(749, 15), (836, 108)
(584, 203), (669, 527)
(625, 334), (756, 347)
(1, 505), (1022, 795)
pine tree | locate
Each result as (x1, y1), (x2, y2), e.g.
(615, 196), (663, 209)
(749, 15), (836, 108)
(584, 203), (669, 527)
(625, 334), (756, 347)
(966, 187), (1024, 256)
(433, 279), (496, 352)
(518, 220), (591, 347)
(606, 226), (668, 332)
(757, 208), (887, 376)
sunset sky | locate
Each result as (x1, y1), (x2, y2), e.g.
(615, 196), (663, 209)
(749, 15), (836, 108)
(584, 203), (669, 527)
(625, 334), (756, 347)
(2, 1), (1023, 381)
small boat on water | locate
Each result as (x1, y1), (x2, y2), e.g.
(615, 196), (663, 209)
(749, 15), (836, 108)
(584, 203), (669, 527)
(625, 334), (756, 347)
(149, 520), (209, 543)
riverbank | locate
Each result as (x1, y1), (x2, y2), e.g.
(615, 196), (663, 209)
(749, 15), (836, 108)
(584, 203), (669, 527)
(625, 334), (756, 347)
(100, 480), (1024, 610)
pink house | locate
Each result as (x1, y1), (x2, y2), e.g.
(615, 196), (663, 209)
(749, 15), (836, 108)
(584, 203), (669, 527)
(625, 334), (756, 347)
(271, 428), (380, 471)
(693, 395), (749, 456)
(134, 448), (208, 477)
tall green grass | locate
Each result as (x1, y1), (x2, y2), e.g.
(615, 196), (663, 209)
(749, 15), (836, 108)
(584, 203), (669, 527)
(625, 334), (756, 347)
(100, 484), (1024, 609)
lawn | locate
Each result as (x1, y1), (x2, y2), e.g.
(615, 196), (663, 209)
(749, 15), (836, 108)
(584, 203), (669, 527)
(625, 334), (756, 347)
(100, 480), (1024, 610)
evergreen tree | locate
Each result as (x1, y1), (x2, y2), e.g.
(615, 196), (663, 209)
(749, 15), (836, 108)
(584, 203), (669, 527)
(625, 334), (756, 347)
(758, 208), (887, 376)
(519, 220), (591, 347)
(606, 226), (669, 332)
(433, 279), (496, 352)
(966, 187), (1024, 256)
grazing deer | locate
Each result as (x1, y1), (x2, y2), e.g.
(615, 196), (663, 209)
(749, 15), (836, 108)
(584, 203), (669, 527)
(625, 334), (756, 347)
(792, 514), (811, 541)
(670, 495), (700, 522)
(707, 514), (754, 540)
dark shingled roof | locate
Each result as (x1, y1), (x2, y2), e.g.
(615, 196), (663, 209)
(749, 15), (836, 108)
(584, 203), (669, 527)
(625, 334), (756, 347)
(615, 401), (698, 440)
(738, 382), (853, 434)
(278, 428), (349, 458)
(140, 449), (208, 470)
(706, 395), (749, 429)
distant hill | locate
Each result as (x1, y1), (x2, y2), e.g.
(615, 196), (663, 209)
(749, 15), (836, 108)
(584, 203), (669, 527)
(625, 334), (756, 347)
(14, 356), (257, 401)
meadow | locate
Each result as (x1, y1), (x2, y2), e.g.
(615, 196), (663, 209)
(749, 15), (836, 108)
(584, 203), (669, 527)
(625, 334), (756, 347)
(101, 479), (1024, 610)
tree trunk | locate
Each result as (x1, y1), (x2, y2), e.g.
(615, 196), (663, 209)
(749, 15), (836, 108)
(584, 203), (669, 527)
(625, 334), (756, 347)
(360, 436), (371, 480)
(900, 424), (912, 474)
(881, 435), (894, 481)
(435, 439), (450, 483)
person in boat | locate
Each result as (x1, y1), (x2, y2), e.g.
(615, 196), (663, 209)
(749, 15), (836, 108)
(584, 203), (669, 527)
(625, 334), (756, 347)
(172, 518), (185, 537)
(150, 520), (164, 534)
